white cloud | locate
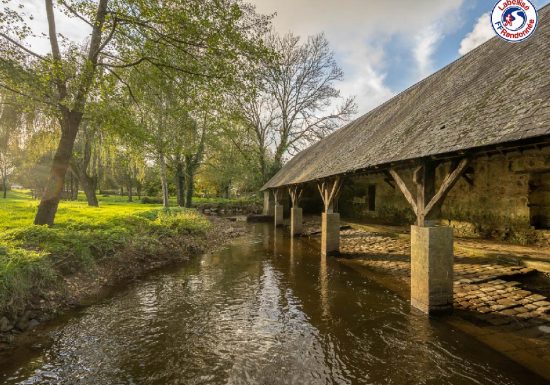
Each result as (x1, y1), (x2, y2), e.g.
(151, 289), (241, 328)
(458, 13), (494, 56)
(413, 25), (442, 79)
(252, 0), (465, 114)
(337, 42), (394, 114)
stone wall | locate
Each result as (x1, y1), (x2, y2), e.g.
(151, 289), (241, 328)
(339, 147), (550, 244)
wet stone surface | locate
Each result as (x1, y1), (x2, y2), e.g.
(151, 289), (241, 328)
(308, 225), (550, 324)
(301, 221), (550, 365)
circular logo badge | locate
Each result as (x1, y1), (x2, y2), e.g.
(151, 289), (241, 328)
(491, 0), (538, 42)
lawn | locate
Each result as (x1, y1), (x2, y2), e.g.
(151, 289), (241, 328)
(0, 190), (213, 316)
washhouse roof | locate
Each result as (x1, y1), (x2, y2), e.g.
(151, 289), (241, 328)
(262, 5), (550, 190)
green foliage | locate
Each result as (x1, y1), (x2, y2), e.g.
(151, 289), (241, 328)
(141, 196), (163, 204)
(0, 189), (211, 315)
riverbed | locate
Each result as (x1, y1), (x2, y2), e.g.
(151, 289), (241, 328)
(0, 223), (545, 384)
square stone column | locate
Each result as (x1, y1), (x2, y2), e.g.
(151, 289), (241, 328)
(321, 212), (340, 256)
(263, 191), (274, 216)
(290, 207), (303, 236)
(274, 204), (284, 227)
(410, 225), (454, 314)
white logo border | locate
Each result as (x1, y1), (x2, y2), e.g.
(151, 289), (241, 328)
(491, 0), (539, 43)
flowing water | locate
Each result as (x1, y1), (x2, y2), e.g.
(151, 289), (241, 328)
(0, 223), (546, 385)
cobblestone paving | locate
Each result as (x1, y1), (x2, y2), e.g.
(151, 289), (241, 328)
(454, 279), (550, 324)
(301, 221), (550, 377)
(302, 223), (550, 326)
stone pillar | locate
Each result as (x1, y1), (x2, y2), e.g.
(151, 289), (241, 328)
(263, 190), (274, 216)
(321, 212), (340, 256)
(290, 207), (303, 236)
(410, 225), (454, 314)
(274, 204), (284, 227)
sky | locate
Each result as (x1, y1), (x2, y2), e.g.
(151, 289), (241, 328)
(252, 0), (550, 114)
(14, 0), (550, 115)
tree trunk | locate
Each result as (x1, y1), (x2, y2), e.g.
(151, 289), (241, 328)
(175, 161), (185, 207)
(34, 111), (82, 225)
(79, 172), (99, 207)
(159, 154), (169, 208)
(69, 172), (78, 200)
(222, 182), (230, 199)
(68, 173), (73, 200)
(184, 172), (194, 208)
(127, 180), (133, 202)
(137, 184), (142, 200)
(73, 178), (79, 200)
(2, 176), (7, 198)
(184, 155), (194, 208)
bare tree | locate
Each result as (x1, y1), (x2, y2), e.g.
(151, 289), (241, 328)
(233, 32), (356, 181)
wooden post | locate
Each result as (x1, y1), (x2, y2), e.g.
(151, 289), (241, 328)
(414, 161), (437, 226)
(389, 158), (469, 314)
(317, 177), (343, 256)
(289, 185), (303, 236)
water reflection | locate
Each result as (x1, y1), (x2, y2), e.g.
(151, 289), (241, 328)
(319, 256), (330, 321)
(0, 223), (547, 385)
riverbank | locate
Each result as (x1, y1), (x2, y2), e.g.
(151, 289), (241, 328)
(298, 217), (550, 380)
(0, 191), (247, 350)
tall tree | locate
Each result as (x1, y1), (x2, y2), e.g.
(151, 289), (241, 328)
(0, 0), (270, 224)
(233, 32), (356, 181)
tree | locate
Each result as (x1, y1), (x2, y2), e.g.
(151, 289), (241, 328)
(0, 93), (20, 198)
(232, 32), (356, 182)
(70, 121), (101, 206)
(0, 0), (270, 224)
(199, 126), (260, 198)
(182, 113), (208, 208)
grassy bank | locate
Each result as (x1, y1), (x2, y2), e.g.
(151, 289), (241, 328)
(0, 190), (216, 320)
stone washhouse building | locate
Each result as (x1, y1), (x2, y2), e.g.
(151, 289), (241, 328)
(260, 5), (550, 315)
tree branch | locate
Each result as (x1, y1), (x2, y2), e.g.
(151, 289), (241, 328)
(60, 0), (94, 27)
(45, 0), (68, 101)
(0, 83), (54, 106)
(0, 33), (47, 62)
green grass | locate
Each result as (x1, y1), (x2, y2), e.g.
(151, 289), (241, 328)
(0, 189), (212, 316)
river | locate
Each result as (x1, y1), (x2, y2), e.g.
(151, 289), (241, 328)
(0, 223), (545, 384)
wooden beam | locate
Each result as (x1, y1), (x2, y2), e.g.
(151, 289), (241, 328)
(317, 177), (342, 213)
(389, 169), (418, 215)
(288, 185), (303, 207)
(317, 181), (326, 208)
(327, 176), (342, 209)
(424, 158), (469, 217)
(415, 161), (436, 226)
(383, 171), (395, 189)
(272, 188), (283, 205)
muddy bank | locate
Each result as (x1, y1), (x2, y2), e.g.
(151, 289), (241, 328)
(0, 217), (246, 353)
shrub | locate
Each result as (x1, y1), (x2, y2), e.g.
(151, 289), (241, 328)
(141, 196), (163, 204)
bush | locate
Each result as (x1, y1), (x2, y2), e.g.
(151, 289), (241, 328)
(141, 196), (163, 204)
